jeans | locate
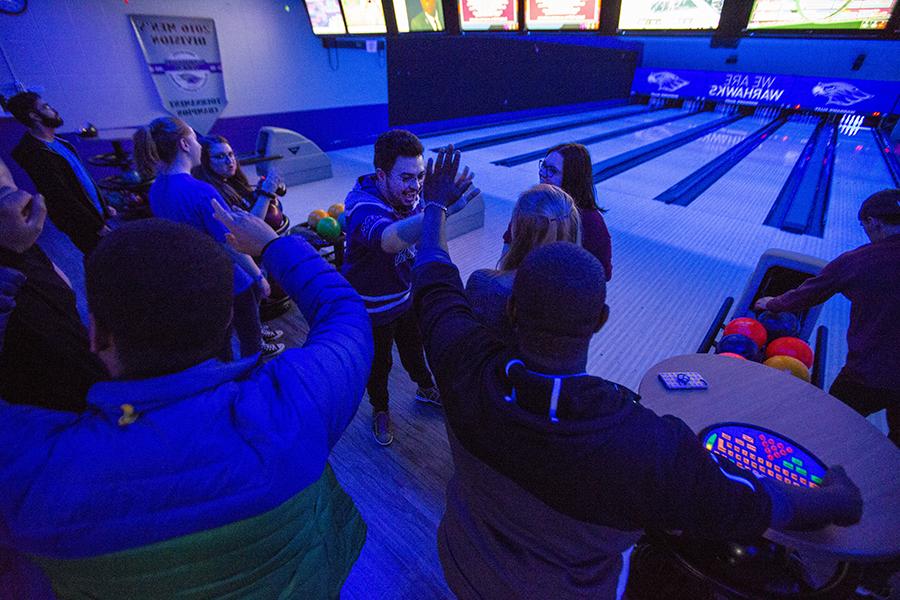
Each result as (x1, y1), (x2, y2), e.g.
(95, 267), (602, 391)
(368, 309), (435, 412)
(232, 284), (263, 358)
(829, 369), (899, 447)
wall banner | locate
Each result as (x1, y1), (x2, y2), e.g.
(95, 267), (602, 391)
(129, 14), (227, 134)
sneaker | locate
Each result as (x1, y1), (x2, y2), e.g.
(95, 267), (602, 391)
(261, 324), (284, 342)
(261, 341), (285, 358)
(415, 385), (442, 407)
(372, 411), (394, 446)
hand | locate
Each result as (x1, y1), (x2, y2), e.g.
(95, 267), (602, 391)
(211, 199), (277, 256)
(822, 465), (863, 526)
(0, 188), (46, 252)
(259, 172), (282, 196)
(422, 144), (474, 211)
(447, 184), (481, 217)
(754, 296), (774, 311)
(106, 205), (118, 218)
(258, 276), (272, 299)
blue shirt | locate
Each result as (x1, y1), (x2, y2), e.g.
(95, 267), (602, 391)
(45, 139), (104, 216)
(149, 173), (252, 294)
(341, 174), (419, 326)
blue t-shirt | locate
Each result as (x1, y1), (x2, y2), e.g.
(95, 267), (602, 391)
(341, 174), (418, 326)
(45, 139), (104, 216)
(149, 173), (253, 294)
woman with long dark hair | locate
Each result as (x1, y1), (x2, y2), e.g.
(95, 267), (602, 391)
(133, 117), (284, 359)
(503, 143), (612, 281)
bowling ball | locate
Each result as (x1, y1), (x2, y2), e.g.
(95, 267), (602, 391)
(757, 310), (800, 341)
(316, 216), (341, 240)
(763, 355), (810, 382)
(723, 317), (767, 348)
(717, 352), (747, 360)
(716, 334), (759, 360)
(265, 199), (286, 230)
(307, 209), (328, 228)
(327, 203), (345, 219)
(766, 337), (813, 369)
(337, 212), (346, 232)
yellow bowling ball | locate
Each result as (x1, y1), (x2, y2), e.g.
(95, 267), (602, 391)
(327, 203), (345, 219)
(763, 355), (810, 382)
(307, 209), (328, 228)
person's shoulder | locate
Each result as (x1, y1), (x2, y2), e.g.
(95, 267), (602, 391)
(10, 132), (37, 158)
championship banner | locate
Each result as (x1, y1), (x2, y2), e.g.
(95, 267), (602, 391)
(129, 14), (227, 134)
(631, 67), (900, 116)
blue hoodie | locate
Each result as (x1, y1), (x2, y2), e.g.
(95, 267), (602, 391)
(342, 174), (420, 326)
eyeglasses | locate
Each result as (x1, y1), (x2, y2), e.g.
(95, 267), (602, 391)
(211, 151), (236, 161)
(538, 159), (561, 179)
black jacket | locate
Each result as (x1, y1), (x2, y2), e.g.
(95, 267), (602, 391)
(12, 133), (109, 254)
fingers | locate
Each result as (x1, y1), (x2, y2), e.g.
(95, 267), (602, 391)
(211, 199), (236, 227)
(224, 232), (238, 250)
(425, 156), (435, 178)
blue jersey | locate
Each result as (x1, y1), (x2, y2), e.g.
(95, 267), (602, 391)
(149, 173), (252, 294)
(341, 175), (419, 326)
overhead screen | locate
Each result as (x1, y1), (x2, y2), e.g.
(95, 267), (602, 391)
(747, 0), (897, 30)
(459, 0), (520, 30)
(339, 0), (388, 33)
(395, 0), (447, 31)
(306, 0), (348, 34)
(526, 0), (601, 29)
(618, 0), (724, 30)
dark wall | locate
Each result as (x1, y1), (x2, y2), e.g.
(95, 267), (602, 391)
(387, 36), (641, 126)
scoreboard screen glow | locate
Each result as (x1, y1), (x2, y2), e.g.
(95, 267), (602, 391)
(747, 0), (898, 30)
(618, 0), (724, 30)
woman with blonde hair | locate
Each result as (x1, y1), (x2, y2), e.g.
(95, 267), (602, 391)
(133, 117), (284, 358)
(466, 184), (580, 339)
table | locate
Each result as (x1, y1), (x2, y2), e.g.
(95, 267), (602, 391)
(639, 354), (900, 563)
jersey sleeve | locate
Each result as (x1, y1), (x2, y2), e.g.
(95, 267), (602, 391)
(347, 202), (393, 249)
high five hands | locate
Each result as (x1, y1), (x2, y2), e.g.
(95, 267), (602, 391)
(423, 144), (480, 216)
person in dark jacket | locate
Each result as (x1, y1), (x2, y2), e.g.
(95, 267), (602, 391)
(756, 188), (900, 446)
(414, 146), (863, 600)
(0, 182), (107, 412)
(3, 92), (114, 255)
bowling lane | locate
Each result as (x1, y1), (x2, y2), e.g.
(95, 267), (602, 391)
(600, 116), (772, 200)
(681, 121), (818, 223)
(474, 107), (688, 160)
(823, 130), (896, 246)
(421, 104), (648, 150)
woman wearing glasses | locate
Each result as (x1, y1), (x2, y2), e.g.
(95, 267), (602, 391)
(503, 143), (613, 282)
(194, 135), (290, 234)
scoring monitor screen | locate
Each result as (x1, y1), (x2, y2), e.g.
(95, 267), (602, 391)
(747, 0), (898, 30)
(306, 0), (348, 34)
(459, 0), (520, 30)
(339, 0), (388, 33)
(618, 0), (724, 30)
(394, 0), (447, 31)
(526, 0), (601, 30)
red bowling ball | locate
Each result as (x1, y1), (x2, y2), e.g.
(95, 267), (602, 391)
(765, 337), (813, 369)
(723, 317), (767, 349)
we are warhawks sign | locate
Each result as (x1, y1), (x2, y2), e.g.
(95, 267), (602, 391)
(632, 67), (900, 115)
(129, 15), (227, 134)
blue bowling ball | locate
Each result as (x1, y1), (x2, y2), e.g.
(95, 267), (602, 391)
(757, 310), (801, 341)
(716, 334), (760, 361)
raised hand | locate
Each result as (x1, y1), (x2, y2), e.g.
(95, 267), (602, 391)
(211, 199), (277, 257)
(422, 144), (474, 211)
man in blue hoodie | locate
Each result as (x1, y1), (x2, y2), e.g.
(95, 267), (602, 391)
(342, 129), (472, 445)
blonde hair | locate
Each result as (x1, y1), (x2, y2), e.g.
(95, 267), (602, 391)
(132, 117), (193, 176)
(499, 184), (581, 272)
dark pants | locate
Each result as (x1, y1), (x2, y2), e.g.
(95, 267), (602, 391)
(829, 369), (900, 447)
(368, 309), (435, 412)
(233, 284), (263, 358)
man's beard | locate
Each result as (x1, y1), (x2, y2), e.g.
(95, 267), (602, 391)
(39, 114), (64, 128)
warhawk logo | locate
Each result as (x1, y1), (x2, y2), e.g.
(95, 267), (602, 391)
(647, 71), (690, 93)
(811, 82), (874, 107)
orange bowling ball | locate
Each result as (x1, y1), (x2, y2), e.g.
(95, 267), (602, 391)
(307, 209), (328, 228)
(723, 317), (767, 348)
(765, 336), (813, 369)
(763, 355), (810, 382)
(327, 203), (345, 219)
(717, 352), (747, 360)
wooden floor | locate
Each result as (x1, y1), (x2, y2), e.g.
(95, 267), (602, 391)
(42, 106), (894, 599)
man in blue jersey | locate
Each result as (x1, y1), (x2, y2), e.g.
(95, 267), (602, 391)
(342, 129), (473, 445)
